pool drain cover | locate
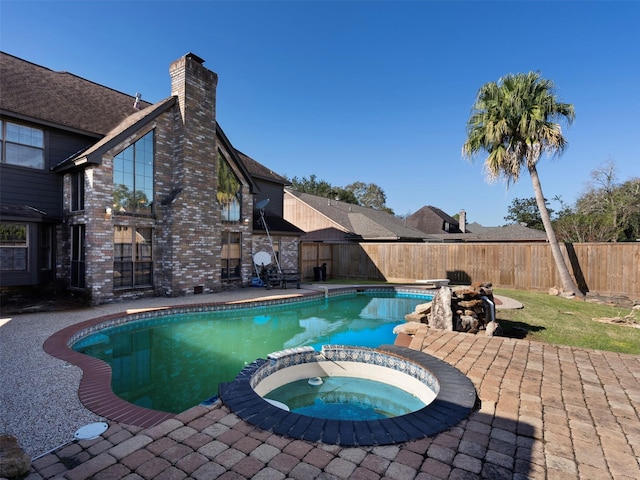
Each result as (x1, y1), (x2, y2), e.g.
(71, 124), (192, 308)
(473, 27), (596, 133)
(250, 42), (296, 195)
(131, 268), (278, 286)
(74, 422), (108, 440)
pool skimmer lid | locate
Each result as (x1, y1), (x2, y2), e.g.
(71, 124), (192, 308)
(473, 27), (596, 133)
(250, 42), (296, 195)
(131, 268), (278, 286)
(308, 376), (323, 386)
(74, 422), (108, 440)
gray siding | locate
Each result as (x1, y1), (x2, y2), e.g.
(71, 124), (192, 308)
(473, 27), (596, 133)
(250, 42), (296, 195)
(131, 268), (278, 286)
(1, 123), (94, 217)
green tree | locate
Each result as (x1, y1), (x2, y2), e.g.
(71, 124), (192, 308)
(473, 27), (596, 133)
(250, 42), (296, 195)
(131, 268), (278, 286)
(345, 182), (394, 214)
(288, 174), (335, 198)
(463, 71), (583, 297)
(504, 197), (553, 230)
(554, 161), (640, 242)
(288, 175), (392, 212)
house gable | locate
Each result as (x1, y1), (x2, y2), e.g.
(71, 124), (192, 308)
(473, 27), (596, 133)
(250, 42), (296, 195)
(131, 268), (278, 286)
(406, 205), (463, 235)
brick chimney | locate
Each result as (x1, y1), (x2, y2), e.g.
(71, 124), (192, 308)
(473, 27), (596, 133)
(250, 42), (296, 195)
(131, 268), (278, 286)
(163, 53), (221, 296)
(459, 210), (466, 233)
(170, 52), (217, 125)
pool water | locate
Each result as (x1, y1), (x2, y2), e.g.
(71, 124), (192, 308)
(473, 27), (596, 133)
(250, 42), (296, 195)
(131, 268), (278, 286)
(264, 376), (427, 420)
(73, 292), (430, 413)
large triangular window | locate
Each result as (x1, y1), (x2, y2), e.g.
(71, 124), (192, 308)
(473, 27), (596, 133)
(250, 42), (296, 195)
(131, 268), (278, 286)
(218, 152), (241, 222)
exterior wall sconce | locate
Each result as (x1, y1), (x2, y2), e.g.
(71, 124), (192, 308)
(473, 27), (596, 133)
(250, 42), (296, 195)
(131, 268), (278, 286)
(106, 207), (112, 215)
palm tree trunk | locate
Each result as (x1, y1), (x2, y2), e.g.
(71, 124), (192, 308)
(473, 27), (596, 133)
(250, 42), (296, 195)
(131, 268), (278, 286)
(529, 165), (584, 297)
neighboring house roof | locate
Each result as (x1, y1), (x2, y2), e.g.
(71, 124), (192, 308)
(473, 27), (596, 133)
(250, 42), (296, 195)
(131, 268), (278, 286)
(406, 205), (463, 234)
(466, 222), (548, 242)
(286, 190), (427, 241)
(418, 221), (548, 242)
(0, 51), (150, 136)
(407, 205), (548, 242)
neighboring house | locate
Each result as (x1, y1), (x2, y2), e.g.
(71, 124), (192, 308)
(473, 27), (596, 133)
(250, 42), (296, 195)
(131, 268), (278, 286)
(407, 206), (547, 242)
(1, 51), (301, 305)
(284, 190), (428, 243)
(406, 206), (464, 235)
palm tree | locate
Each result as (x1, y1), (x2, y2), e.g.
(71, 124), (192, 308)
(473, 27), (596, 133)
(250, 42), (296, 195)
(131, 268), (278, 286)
(462, 72), (583, 297)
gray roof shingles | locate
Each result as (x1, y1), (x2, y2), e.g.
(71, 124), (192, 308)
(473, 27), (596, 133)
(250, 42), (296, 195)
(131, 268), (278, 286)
(0, 52), (150, 136)
(287, 190), (427, 241)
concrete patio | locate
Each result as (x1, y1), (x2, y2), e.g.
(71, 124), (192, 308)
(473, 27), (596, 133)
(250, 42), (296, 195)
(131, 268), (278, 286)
(2, 286), (639, 479)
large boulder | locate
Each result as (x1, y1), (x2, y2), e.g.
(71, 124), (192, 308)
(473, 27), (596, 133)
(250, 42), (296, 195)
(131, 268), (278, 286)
(429, 286), (454, 330)
(404, 301), (432, 323)
(0, 434), (31, 478)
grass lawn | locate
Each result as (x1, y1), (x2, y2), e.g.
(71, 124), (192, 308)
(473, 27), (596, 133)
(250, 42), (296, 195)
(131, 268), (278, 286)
(494, 288), (640, 355)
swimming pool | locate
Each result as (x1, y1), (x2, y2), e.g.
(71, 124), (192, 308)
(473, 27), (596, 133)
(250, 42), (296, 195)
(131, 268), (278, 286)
(71, 290), (431, 413)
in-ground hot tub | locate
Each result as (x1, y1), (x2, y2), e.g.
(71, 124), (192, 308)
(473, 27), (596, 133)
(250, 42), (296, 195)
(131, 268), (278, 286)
(219, 344), (476, 446)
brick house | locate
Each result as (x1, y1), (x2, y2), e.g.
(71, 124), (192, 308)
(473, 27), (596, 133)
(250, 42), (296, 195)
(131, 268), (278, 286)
(0, 52), (302, 305)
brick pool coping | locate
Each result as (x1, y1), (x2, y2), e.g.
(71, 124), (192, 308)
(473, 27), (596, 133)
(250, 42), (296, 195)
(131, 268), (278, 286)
(43, 286), (436, 429)
(220, 344), (477, 446)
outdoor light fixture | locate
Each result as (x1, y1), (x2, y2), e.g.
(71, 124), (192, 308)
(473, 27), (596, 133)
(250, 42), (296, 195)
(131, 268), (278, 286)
(105, 207), (112, 215)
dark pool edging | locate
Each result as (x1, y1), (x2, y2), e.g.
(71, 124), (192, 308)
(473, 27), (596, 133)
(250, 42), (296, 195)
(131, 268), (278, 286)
(219, 344), (477, 446)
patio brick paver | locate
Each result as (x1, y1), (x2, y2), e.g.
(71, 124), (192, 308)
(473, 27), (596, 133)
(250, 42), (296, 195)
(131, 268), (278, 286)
(23, 327), (640, 479)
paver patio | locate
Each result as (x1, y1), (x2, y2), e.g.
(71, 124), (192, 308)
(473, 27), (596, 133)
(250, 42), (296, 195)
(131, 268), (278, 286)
(24, 326), (640, 479)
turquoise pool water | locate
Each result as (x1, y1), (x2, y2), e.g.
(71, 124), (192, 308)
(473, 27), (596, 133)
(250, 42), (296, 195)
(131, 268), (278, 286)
(264, 376), (427, 420)
(73, 292), (430, 413)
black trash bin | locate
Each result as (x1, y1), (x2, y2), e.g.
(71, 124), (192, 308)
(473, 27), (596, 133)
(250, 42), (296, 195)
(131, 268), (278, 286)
(313, 266), (321, 281)
(320, 263), (327, 281)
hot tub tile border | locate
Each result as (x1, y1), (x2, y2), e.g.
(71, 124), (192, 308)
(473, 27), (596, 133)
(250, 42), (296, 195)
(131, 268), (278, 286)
(221, 344), (477, 446)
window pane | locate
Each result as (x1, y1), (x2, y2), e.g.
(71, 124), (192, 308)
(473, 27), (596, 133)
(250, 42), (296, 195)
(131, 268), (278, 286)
(114, 226), (132, 259)
(113, 131), (154, 213)
(114, 261), (132, 287)
(6, 122), (43, 147)
(0, 247), (27, 270)
(70, 225), (85, 288)
(135, 228), (152, 261)
(135, 262), (152, 286)
(221, 232), (241, 279)
(5, 143), (44, 168)
(0, 223), (27, 246)
(114, 226), (153, 288)
(218, 153), (241, 222)
(71, 172), (85, 211)
(0, 222), (28, 271)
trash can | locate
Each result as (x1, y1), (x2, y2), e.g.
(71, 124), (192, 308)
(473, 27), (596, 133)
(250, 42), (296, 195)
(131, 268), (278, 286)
(313, 266), (321, 281)
(320, 263), (327, 281)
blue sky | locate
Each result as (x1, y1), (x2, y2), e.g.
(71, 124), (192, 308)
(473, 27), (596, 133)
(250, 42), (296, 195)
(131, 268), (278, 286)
(2, 1), (639, 226)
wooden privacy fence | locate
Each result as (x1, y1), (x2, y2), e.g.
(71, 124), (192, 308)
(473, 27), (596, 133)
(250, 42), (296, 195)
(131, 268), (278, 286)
(300, 242), (640, 300)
